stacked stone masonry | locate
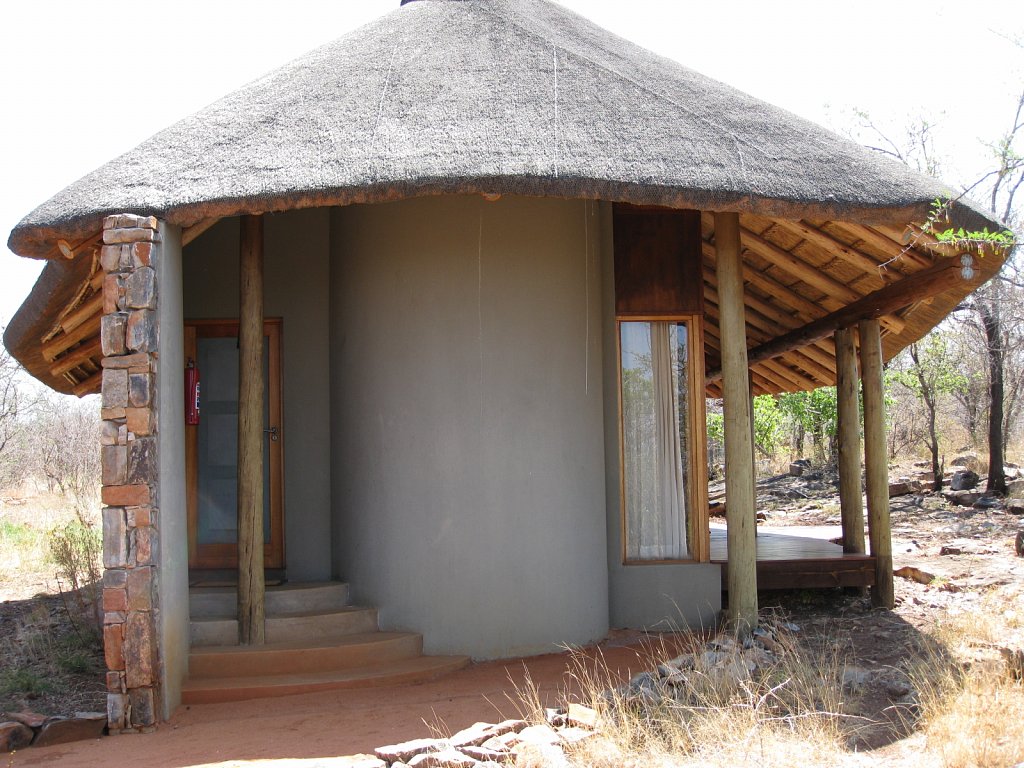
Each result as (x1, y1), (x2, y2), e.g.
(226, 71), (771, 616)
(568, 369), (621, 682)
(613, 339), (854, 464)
(98, 214), (162, 732)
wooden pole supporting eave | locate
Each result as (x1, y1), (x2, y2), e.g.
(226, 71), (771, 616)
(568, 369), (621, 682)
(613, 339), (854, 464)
(858, 319), (894, 608)
(238, 215), (266, 645)
(834, 327), (865, 556)
(714, 211), (758, 635)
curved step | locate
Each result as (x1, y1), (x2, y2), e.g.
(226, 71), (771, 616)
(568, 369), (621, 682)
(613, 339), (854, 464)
(189, 582), (350, 618)
(190, 606), (379, 647)
(188, 632), (423, 679)
(181, 654), (471, 705)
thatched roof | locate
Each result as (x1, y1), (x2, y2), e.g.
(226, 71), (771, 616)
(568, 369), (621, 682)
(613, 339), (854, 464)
(4, 0), (1006, 394)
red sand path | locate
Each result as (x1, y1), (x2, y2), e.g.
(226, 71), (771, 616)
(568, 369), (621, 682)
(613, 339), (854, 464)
(12, 632), (687, 768)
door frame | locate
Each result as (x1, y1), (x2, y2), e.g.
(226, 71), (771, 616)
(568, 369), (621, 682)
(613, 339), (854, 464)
(185, 318), (286, 570)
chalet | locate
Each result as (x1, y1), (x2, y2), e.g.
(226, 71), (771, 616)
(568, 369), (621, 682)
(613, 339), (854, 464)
(3, 0), (1003, 730)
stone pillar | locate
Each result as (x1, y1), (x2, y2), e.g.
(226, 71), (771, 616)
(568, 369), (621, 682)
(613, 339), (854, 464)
(98, 214), (162, 732)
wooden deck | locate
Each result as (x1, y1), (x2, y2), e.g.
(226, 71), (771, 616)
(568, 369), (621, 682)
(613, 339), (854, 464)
(710, 524), (875, 591)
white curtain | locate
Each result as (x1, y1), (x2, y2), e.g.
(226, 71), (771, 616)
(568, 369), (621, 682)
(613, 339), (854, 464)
(622, 321), (688, 560)
(650, 323), (687, 558)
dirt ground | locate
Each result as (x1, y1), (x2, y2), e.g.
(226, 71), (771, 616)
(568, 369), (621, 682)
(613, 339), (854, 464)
(3, 462), (1023, 766)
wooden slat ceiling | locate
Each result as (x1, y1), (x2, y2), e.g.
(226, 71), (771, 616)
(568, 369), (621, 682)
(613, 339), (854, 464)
(43, 212), (982, 398)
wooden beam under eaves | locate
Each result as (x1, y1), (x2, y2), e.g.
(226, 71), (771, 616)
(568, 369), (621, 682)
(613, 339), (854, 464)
(706, 255), (979, 385)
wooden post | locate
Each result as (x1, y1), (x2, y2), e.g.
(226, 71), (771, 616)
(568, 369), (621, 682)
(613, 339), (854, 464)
(238, 215), (266, 644)
(858, 319), (894, 608)
(714, 212), (758, 635)
(834, 327), (865, 555)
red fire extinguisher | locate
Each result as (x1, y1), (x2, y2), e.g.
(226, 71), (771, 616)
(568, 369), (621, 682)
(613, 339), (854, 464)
(185, 358), (200, 425)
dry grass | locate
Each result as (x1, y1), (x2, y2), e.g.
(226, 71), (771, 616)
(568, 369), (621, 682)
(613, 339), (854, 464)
(505, 598), (1024, 768)
(907, 584), (1024, 768)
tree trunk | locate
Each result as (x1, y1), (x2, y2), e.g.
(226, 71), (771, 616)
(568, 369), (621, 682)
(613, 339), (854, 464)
(981, 296), (1007, 494)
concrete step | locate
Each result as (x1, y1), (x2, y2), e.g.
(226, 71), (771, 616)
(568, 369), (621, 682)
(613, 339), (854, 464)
(190, 606), (379, 647)
(188, 581), (350, 618)
(188, 631), (424, 679)
(181, 654), (471, 705)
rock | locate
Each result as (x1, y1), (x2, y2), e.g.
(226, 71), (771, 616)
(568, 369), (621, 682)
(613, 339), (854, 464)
(842, 666), (873, 689)
(0, 721), (34, 752)
(461, 745), (509, 762)
(889, 480), (922, 497)
(2, 711), (47, 729)
(940, 544), (964, 555)
(566, 703), (599, 730)
(974, 496), (1001, 509)
(951, 453), (981, 472)
(1007, 499), (1024, 516)
(377, 738), (450, 764)
(449, 720), (524, 749)
(1016, 530), (1024, 558)
(1008, 479), (1024, 499)
(482, 731), (524, 753)
(943, 490), (982, 507)
(32, 713), (106, 747)
(556, 726), (596, 745)
(407, 748), (477, 767)
(789, 462), (805, 477)
(514, 741), (570, 768)
(951, 470), (980, 491)
(515, 725), (561, 747)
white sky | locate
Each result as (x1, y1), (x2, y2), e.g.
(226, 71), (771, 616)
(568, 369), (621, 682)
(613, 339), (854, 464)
(1, 0), (1021, 327)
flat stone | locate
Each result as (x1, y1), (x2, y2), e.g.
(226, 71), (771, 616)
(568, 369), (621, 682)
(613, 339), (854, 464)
(376, 738), (449, 764)
(566, 703), (599, 729)
(2, 711), (48, 729)
(132, 526), (158, 566)
(101, 444), (128, 486)
(106, 693), (127, 731)
(102, 484), (151, 507)
(515, 725), (560, 747)
(513, 741), (569, 768)
(461, 745), (508, 761)
(103, 227), (157, 245)
(126, 407), (154, 436)
(99, 244), (123, 272)
(554, 726), (595, 745)
(126, 567), (153, 612)
(123, 614), (155, 688)
(101, 368), (129, 408)
(129, 687), (156, 727)
(126, 310), (156, 353)
(0, 721), (34, 752)
(103, 622), (124, 670)
(408, 748), (477, 767)
(125, 267), (157, 310)
(127, 437), (158, 484)
(102, 507), (128, 569)
(449, 722), (500, 749)
(103, 587), (128, 612)
(131, 242), (154, 268)
(103, 273), (124, 313)
(128, 373), (152, 408)
(33, 713), (106, 747)
(101, 353), (151, 370)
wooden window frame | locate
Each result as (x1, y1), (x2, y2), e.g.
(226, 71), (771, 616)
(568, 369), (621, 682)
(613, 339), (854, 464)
(617, 314), (709, 565)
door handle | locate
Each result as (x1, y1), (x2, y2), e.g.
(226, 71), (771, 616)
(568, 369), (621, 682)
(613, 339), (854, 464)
(264, 426), (279, 442)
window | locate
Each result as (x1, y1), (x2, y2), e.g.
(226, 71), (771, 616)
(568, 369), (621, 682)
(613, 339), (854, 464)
(620, 320), (691, 561)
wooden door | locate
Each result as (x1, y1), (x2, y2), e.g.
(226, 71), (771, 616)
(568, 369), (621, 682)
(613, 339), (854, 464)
(185, 319), (285, 570)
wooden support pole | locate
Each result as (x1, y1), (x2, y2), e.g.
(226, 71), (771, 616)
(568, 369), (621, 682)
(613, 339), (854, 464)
(859, 319), (894, 608)
(834, 327), (865, 555)
(714, 211), (758, 635)
(238, 215), (266, 645)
